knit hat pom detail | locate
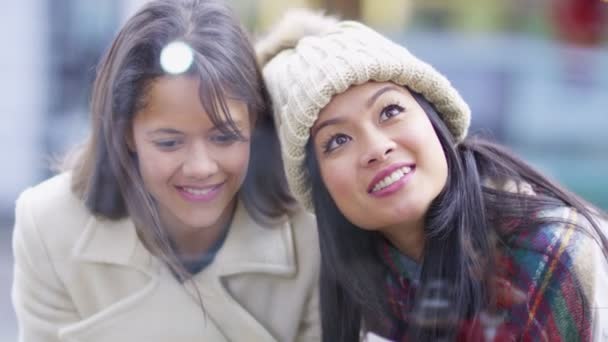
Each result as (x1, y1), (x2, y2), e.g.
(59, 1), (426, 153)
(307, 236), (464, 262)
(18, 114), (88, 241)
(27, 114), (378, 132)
(256, 9), (339, 66)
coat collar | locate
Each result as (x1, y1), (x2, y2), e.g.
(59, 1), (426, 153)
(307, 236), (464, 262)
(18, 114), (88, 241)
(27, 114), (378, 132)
(72, 214), (157, 275)
(209, 201), (296, 277)
(72, 201), (296, 277)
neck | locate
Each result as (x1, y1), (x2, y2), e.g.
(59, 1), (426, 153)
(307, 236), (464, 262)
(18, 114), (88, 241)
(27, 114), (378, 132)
(163, 199), (236, 257)
(381, 219), (425, 263)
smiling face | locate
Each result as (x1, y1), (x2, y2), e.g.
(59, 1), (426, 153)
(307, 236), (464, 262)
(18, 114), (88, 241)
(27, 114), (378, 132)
(311, 82), (448, 238)
(130, 75), (251, 252)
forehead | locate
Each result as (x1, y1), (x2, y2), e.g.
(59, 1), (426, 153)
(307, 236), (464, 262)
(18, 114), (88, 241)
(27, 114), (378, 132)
(138, 75), (249, 126)
(316, 81), (412, 122)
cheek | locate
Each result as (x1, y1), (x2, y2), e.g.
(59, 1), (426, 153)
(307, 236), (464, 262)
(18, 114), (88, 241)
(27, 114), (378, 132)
(411, 126), (448, 190)
(319, 157), (356, 208)
(135, 147), (179, 184)
(432, 146), (449, 190)
(218, 142), (251, 180)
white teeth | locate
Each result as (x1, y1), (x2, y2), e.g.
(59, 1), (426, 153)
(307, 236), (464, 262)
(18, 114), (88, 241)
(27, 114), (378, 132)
(371, 166), (413, 193)
(182, 186), (213, 196)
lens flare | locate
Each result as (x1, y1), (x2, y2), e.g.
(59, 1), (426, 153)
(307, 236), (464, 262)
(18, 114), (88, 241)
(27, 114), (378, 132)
(160, 41), (194, 75)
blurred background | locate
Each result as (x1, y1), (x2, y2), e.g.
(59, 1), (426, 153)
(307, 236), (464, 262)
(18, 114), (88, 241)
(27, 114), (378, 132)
(1, 0), (606, 339)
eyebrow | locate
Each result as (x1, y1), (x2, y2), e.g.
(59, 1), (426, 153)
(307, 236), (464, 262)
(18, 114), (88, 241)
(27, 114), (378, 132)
(311, 117), (345, 138)
(146, 128), (183, 136)
(311, 85), (401, 138)
(366, 85), (401, 109)
(145, 119), (244, 137)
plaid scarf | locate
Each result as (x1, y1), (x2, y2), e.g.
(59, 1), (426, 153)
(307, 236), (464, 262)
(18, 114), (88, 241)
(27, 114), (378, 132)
(380, 209), (593, 341)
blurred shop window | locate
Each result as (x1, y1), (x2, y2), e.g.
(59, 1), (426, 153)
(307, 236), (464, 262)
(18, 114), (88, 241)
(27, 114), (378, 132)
(322, 0), (361, 20)
(410, 0), (454, 31)
(46, 0), (122, 161)
(551, 0), (606, 47)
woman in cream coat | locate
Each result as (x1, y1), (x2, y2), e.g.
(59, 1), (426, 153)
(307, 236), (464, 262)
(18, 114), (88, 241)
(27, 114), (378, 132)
(13, 174), (319, 341)
(12, 1), (320, 341)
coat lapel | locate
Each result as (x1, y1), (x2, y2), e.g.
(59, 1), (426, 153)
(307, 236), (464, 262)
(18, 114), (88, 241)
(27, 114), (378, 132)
(71, 201), (296, 276)
(71, 215), (159, 276)
(211, 201), (297, 277)
(70, 201), (297, 341)
(193, 201), (298, 341)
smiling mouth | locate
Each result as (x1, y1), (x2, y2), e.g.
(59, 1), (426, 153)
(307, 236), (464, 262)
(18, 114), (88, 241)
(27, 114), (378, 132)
(178, 186), (217, 196)
(370, 166), (413, 193)
(175, 182), (225, 202)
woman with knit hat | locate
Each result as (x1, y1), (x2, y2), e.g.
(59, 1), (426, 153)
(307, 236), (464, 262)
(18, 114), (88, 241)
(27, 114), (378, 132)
(257, 10), (608, 342)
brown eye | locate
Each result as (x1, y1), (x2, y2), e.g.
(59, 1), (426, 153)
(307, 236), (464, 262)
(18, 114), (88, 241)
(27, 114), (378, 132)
(379, 104), (405, 122)
(210, 132), (240, 145)
(154, 139), (182, 150)
(335, 135), (349, 145)
(323, 133), (351, 153)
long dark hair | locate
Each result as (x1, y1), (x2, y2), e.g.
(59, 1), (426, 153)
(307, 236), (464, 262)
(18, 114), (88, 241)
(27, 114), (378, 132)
(305, 89), (608, 341)
(67, 0), (294, 280)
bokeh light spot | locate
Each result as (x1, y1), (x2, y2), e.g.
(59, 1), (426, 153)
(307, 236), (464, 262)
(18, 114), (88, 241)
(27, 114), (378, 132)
(160, 41), (193, 75)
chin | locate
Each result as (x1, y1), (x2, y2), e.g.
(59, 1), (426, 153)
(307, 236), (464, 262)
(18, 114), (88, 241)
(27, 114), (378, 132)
(192, 216), (222, 229)
(385, 204), (427, 226)
(355, 223), (384, 232)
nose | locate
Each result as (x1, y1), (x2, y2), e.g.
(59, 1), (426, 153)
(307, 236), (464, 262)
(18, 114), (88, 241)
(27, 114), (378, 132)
(359, 128), (396, 167)
(182, 141), (218, 179)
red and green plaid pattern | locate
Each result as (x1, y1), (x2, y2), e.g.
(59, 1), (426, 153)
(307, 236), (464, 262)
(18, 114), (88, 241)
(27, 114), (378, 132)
(380, 208), (593, 341)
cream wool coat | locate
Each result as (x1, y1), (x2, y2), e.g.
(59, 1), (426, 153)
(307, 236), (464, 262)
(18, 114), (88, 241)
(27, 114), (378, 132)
(12, 173), (321, 342)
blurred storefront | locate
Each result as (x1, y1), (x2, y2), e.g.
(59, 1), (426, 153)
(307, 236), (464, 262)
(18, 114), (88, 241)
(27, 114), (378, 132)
(0, 0), (151, 219)
(1, 0), (607, 217)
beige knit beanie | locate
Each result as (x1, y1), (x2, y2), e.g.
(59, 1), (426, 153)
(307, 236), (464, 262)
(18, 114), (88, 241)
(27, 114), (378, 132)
(257, 9), (471, 211)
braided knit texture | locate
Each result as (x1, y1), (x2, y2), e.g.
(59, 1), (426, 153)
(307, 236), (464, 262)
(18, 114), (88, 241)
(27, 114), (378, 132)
(257, 10), (471, 211)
